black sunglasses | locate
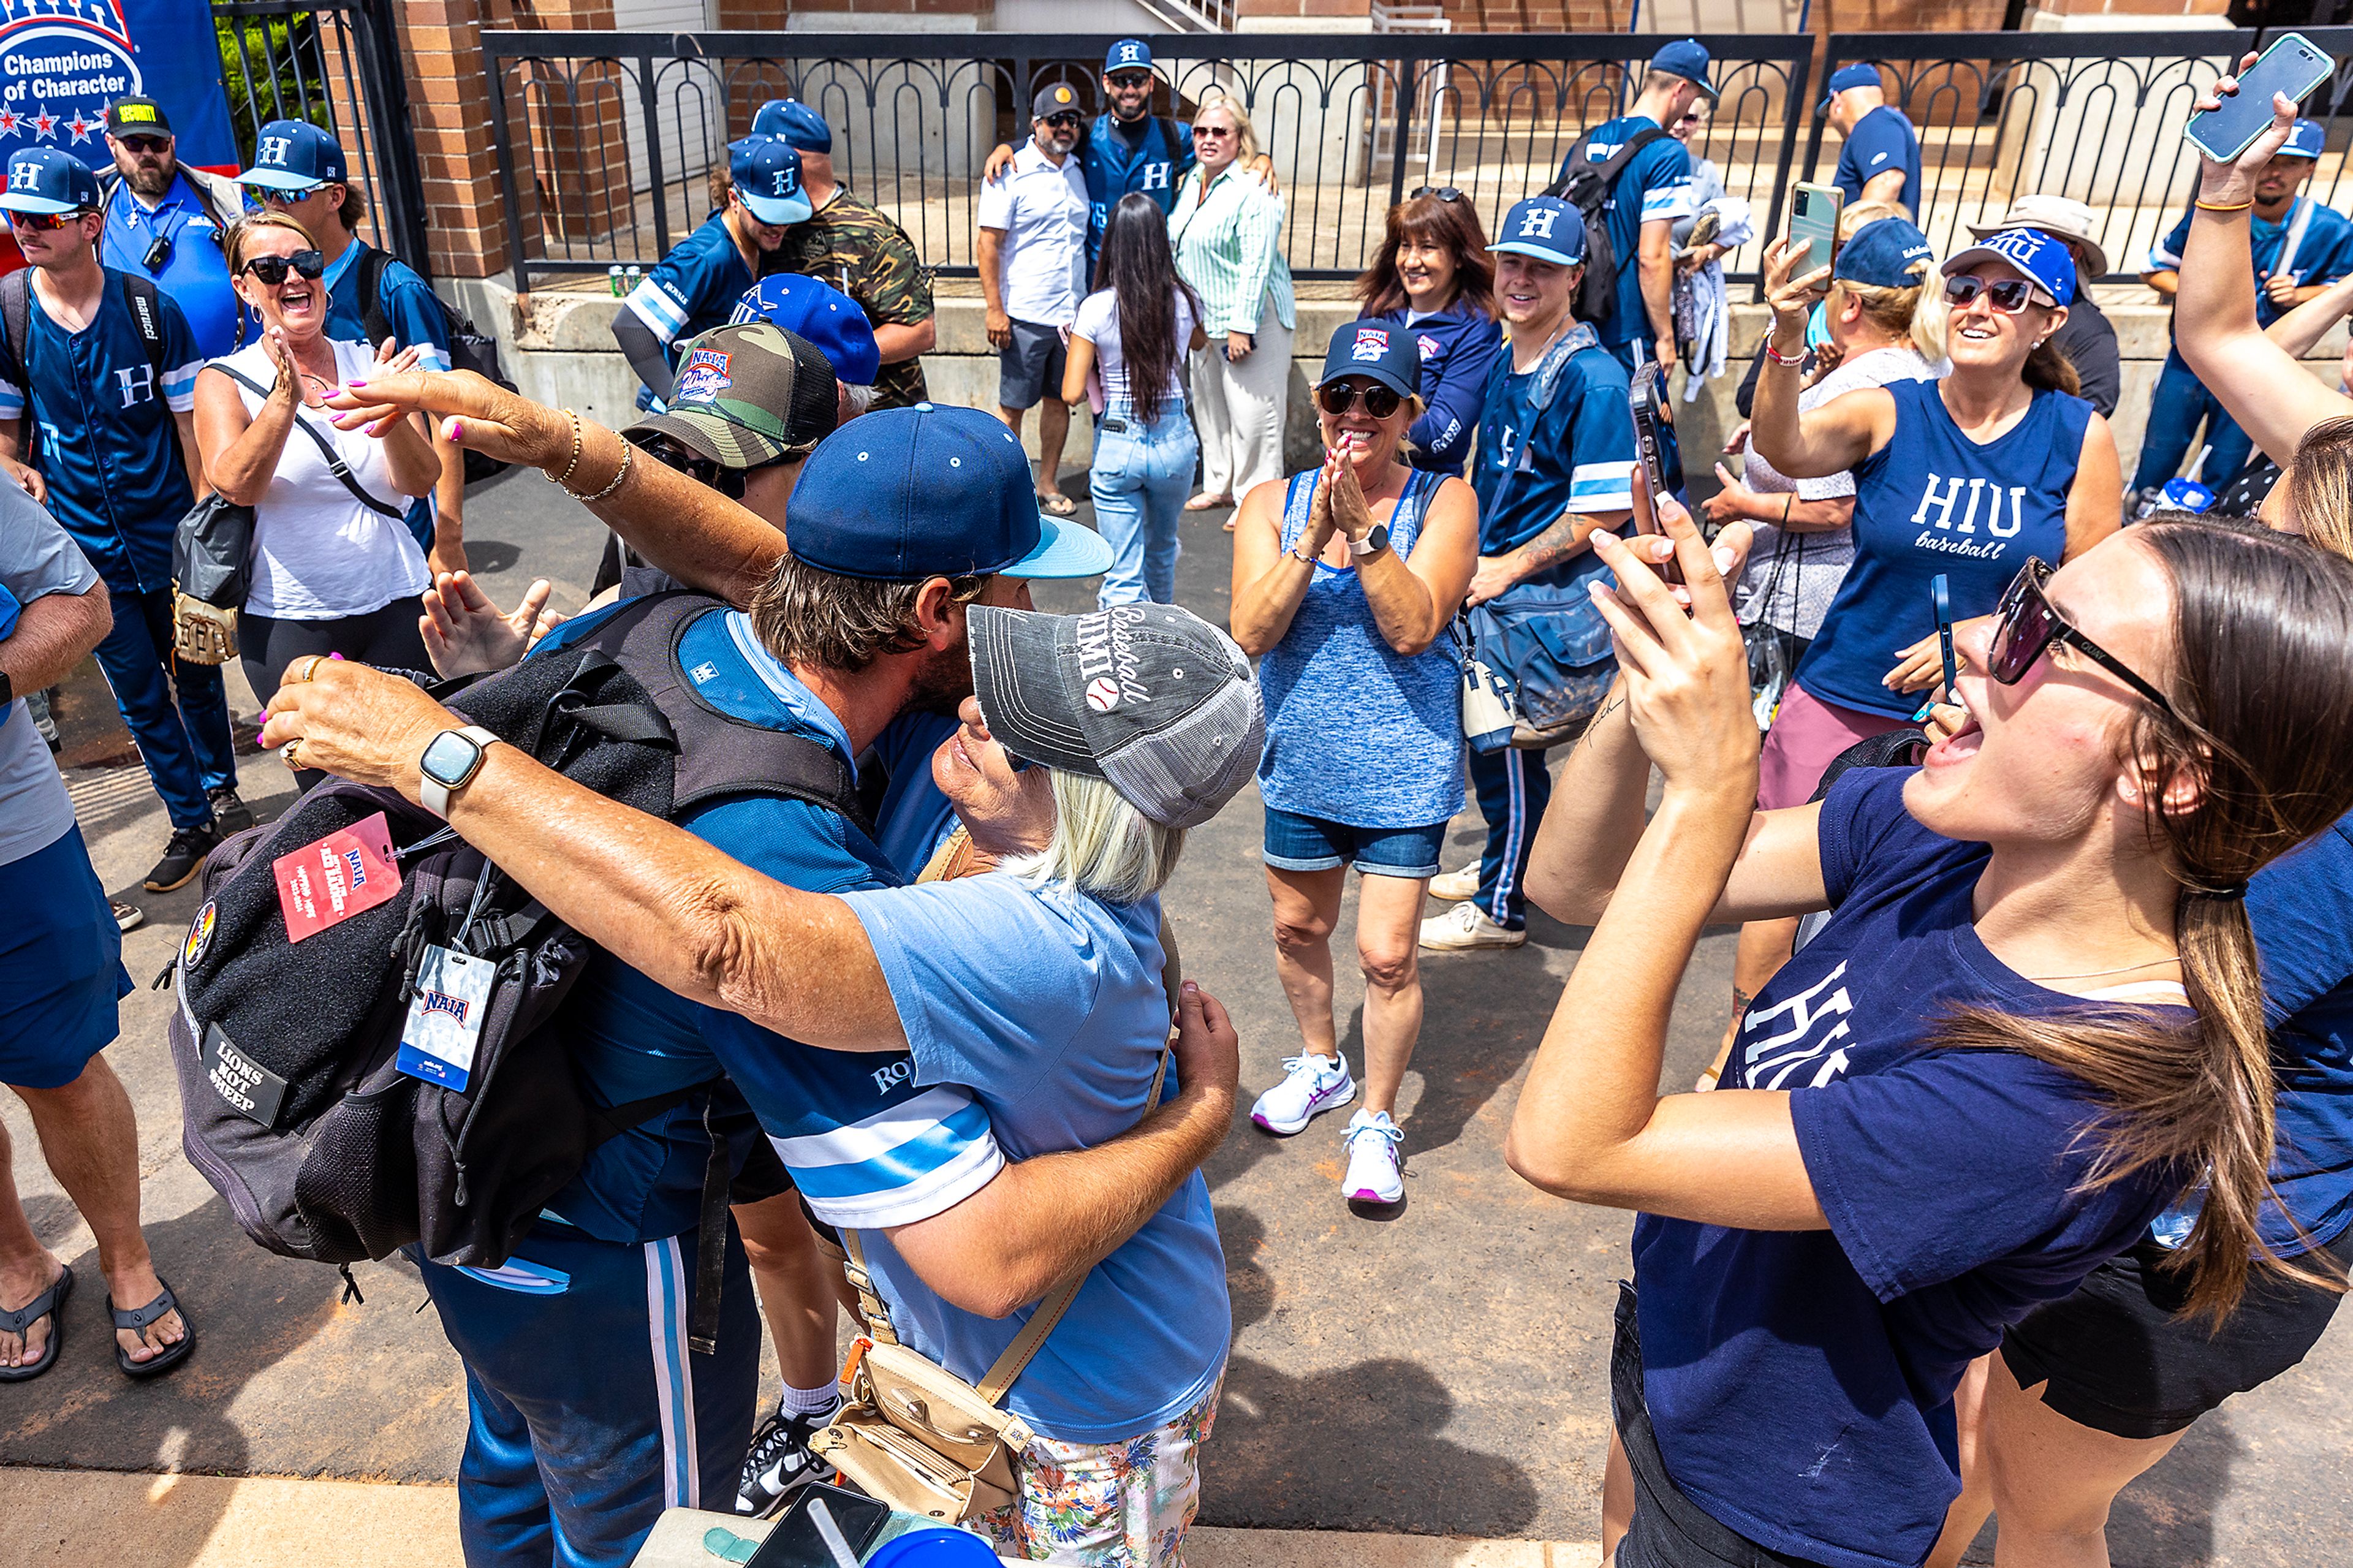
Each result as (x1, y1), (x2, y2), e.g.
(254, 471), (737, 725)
(1987, 557), (2175, 717)
(1107, 71), (1153, 89)
(1317, 381), (1403, 419)
(634, 434), (782, 499)
(118, 134), (171, 154)
(241, 249), (327, 286)
(1944, 274), (2042, 315)
(1042, 112), (1082, 129)
(1409, 185), (1464, 202)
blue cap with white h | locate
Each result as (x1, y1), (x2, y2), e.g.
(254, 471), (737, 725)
(785, 404), (1113, 581)
(752, 99), (833, 154)
(1942, 225), (2076, 308)
(729, 135), (814, 225)
(1821, 61), (1884, 108)
(731, 273), (882, 385)
(238, 119), (349, 192)
(1488, 195), (1588, 267)
(1, 147), (100, 215)
(1105, 39), (1153, 74)
(1649, 40), (1716, 102)
(2281, 117), (2328, 161)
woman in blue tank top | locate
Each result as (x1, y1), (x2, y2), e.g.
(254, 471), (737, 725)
(1229, 320), (1477, 1209)
(1751, 224), (2122, 804)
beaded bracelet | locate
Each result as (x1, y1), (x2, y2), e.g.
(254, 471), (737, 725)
(545, 409), (585, 489)
(567, 437), (634, 504)
(1763, 339), (1806, 368)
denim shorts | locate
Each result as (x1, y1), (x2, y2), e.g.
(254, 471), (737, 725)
(1262, 806), (1446, 879)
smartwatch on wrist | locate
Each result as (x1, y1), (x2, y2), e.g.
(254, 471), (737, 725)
(1348, 523), (1392, 558)
(419, 725), (502, 819)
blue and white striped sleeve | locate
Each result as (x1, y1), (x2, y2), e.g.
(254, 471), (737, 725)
(1565, 369), (1637, 513)
(0, 369), (23, 423)
(2143, 211), (2192, 273)
(626, 271), (694, 346)
(160, 295), (203, 411)
(1639, 143), (1698, 227)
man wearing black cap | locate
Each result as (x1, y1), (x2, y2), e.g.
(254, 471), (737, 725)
(978, 83), (1091, 517)
(99, 96), (251, 362)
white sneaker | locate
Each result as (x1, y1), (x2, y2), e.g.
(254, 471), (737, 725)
(1342, 1110), (1404, 1204)
(1251, 1053), (1357, 1135)
(1427, 863), (1481, 902)
(1419, 900), (1528, 951)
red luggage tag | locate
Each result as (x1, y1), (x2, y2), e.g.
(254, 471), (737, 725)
(273, 810), (402, 942)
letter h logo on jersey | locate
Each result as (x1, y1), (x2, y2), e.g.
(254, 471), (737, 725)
(115, 365), (154, 409)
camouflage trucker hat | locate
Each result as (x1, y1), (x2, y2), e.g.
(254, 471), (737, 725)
(623, 321), (839, 468)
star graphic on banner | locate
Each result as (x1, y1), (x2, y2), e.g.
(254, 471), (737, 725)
(0, 111), (18, 140)
(30, 106), (57, 142)
(67, 115), (99, 146)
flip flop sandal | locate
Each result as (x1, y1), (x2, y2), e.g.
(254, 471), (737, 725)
(0, 1263), (71, 1382)
(109, 1278), (193, 1380)
(1037, 492), (1079, 517)
(1184, 493), (1232, 512)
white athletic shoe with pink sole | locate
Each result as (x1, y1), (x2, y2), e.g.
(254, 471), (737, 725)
(1342, 1110), (1404, 1205)
(1251, 1053), (1357, 1135)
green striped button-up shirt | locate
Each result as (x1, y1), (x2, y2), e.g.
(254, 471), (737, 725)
(1169, 166), (1297, 338)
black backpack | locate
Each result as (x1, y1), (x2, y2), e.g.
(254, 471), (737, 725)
(0, 269), (170, 470)
(354, 245), (519, 483)
(1545, 123), (1671, 328)
(164, 593), (871, 1338)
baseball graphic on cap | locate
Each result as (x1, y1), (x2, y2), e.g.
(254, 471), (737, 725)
(1086, 677), (1123, 712)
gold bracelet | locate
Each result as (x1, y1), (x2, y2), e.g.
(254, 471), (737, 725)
(545, 409), (584, 488)
(2195, 197), (2254, 214)
(565, 436), (633, 503)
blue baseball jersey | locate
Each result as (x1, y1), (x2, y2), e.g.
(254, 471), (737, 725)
(0, 271), (202, 595)
(2148, 195), (2353, 328)
(1471, 322), (1636, 574)
(1558, 115), (1694, 349)
(1636, 767), (2184, 1568)
(101, 174), (250, 360)
(1799, 379), (2089, 720)
(623, 214), (755, 369)
(1832, 105), (1922, 222)
(1080, 113), (1196, 258)
(1361, 302), (1504, 475)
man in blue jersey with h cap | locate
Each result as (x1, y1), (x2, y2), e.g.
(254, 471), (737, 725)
(0, 146), (248, 900)
(2135, 115), (2353, 499)
(1825, 62), (1922, 218)
(1423, 195), (1636, 953)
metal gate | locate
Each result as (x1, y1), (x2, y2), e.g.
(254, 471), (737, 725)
(211, 0), (431, 278)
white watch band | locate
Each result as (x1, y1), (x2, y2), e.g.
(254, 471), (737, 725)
(419, 725), (502, 820)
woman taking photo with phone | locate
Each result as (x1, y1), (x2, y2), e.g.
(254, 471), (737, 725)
(194, 213), (439, 776)
(1229, 321), (1477, 1208)
(1509, 485), (2353, 1568)
(1170, 93), (1295, 517)
(1063, 194), (1205, 608)
(1352, 186), (1502, 477)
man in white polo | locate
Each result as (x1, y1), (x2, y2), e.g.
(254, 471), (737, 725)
(977, 82), (1091, 517)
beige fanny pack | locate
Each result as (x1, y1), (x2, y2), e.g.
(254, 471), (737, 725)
(171, 596), (238, 665)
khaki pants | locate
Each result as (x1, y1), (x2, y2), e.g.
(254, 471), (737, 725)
(1189, 294), (1292, 502)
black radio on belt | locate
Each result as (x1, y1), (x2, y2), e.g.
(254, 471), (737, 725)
(143, 233), (173, 271)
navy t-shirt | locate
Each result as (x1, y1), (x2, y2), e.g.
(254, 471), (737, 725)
(1634, 767), (2183, 1568)
(1360, 301), (1502, 475)
(1833, 105), (1922, 221)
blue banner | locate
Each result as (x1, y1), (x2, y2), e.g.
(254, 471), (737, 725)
(0, 0), (237, 173)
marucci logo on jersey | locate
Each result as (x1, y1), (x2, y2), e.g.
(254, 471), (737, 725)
(1740, 961), (1855, 1089)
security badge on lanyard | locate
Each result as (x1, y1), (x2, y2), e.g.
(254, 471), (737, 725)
(395, 863), (504, 1093)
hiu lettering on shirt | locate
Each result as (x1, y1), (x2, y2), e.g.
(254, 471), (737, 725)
(1909, 472), (2026, 561)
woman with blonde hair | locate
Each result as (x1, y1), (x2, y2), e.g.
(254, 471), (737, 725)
(1170, 93), (1295, 515)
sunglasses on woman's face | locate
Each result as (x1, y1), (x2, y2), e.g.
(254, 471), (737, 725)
(6, 208), (92, 232)
(1318, 381), (1403, 419)
(1194, 124), (1235, 139)
(1987, 557), (2175, 717)
(1944, 274), (2041, 315)
(241, 249), (327, 286)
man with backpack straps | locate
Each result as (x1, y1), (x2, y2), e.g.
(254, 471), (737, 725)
(0, 147), (249, 902)
(238, 120), (468, 572)
(1551, 40), (1710, 376)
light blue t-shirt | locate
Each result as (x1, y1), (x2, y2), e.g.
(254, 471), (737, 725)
(843, 875), (1229, 1443)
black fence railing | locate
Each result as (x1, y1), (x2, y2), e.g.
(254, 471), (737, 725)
(479, 28), (2349, 295)
(213, 0), (431, 276)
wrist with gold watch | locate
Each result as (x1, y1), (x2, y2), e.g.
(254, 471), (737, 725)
(418, 725), (503, 819)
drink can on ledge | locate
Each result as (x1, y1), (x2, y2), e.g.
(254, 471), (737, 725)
(608, 265), (624, 297)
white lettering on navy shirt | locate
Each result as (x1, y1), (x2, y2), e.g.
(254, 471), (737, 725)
(115, 363), (154, 408)
(1908, 471), (2027, 558)
(1140, 162), (1170, 192)
(1740, 960), (1856, 1089)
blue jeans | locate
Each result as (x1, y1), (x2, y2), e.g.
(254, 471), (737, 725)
(1091, 408), (1197, 608)
(93, 585), (236, 830)
(2133, 349), (2252, 493)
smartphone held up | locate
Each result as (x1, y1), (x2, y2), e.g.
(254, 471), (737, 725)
(2186, 32), (2333, 162)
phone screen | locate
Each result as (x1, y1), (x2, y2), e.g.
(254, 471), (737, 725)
(744, 1483), (895, 1568)
(1629, 364), (1681, 586)
(2185, 33), (2333, 162)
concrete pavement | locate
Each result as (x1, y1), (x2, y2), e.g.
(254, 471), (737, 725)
(5, 463), (2351, 1565)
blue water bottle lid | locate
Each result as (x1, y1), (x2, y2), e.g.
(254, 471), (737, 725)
(2160, 477), (2217, 515)
(861, 1527), (1003, 1567)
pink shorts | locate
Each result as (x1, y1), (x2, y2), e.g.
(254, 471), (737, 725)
(1757, 680), (1909, 811)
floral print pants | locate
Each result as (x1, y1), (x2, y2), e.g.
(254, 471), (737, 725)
(978, 1372), (1223, 1566)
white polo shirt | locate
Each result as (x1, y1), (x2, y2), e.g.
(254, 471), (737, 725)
(977, 138), (1089, 328)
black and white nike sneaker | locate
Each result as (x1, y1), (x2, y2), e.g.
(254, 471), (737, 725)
(737, 1400), (841, 1518)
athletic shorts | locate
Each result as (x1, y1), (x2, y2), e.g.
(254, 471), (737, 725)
(998, 319), (1069, 411)
(2000, 1230), (2353, 1439)
(1262, 806), (1446, 880)
(1757, 680), (1908, 812)
(0, 825), (132, 1089)
(727, 1135), (798, 1207)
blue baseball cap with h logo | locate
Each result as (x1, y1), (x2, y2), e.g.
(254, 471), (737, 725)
(752, 98), (833, 154)
(1105, 39), (1153, 74)
(238, 120), (349, 192)
(729, 135), (814, 225)
(1488, 195), (1588, 266)
(1, 147), (100, 215)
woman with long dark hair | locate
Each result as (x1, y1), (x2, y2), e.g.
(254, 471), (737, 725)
(1509, 487), (2353, 1567)
(1352, 187), (1502, 476)
(1063, 192), (1207, 607)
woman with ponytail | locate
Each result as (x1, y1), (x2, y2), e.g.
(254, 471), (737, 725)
(1506, 482), (2353, 1567)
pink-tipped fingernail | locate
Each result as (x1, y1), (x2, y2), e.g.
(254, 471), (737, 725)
(449, 419), (463, 440)
(347, 376), (368, 387)
(328, 652), (344, 661)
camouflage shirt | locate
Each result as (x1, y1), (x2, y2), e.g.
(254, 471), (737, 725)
(767, 185), (932, 409)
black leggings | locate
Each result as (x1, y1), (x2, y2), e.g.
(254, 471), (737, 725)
(243, 601), (433, 790)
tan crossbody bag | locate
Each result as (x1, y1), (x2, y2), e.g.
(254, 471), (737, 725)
(810, 875), (1183, 1524)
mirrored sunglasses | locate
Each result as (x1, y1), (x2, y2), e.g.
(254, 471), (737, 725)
(1944, 274), (2040, 315)
(1409, 185), (1465, 202)
(4, 207), (93, 232)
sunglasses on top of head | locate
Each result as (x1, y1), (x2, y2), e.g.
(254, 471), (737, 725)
(1318, 381), (1403, 419)
(1409, 185), (1464, 202)
(241, 249), (327, 286)
(6, 207), (94, 232)
(1943, 274), (2044, 315)
(1987, 557), (2175, 718)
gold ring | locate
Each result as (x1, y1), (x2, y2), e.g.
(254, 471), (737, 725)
(280, 739), (303, 770)
(287, 655), (324, 686)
